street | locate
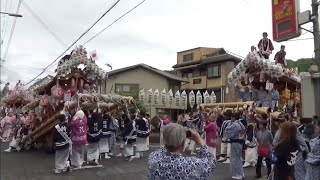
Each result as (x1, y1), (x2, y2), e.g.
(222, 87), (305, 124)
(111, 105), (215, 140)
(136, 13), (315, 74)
(0, 142), (266, 180)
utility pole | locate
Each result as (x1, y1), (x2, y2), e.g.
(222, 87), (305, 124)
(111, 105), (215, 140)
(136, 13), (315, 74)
(312, 0), (320, 121)
(0, 0), (2, 99)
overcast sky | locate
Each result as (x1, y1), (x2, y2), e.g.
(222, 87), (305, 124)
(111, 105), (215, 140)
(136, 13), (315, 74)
(0, 0), (314, 88)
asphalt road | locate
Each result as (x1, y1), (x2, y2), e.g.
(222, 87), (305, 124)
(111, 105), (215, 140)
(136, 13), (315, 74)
(0, 142), (265, 180)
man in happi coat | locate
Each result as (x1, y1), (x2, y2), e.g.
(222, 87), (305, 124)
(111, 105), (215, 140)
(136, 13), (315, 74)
(53, 114), (72, 174)
(107, 114), (118, 156)
(4, 122), (28, 152)
(253, 86), (269, 107)
(271, 88), (280, 111)
(99, 113), (112, 159)
(236, 86), (252, 102)
(274, 45), (287, 68)
(120, 114), (137, 161)
(258, 32), (274, 59)
(225, 112), (246, 180)
(2, 82), (10, 97)
(86, 111), (102, 165)
(243, 113), (258, 168)
(70, 110), (87, 168)
(134, 111), (149, 158)
(217, 111), (232, 163)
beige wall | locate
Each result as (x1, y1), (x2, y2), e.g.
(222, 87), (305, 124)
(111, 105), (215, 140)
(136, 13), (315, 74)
(104, 67), (169, 94)
(177, 47), (217, 64)
(101, 67), (186, 118)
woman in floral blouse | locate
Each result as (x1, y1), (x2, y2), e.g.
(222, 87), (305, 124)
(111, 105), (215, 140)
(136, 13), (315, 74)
(148, 123), (216, 180)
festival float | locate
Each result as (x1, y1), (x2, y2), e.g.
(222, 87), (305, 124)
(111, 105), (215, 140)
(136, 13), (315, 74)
(199, 47), (302, 133)
(13, 45), (135, 152)
(0, 84), (36, 115)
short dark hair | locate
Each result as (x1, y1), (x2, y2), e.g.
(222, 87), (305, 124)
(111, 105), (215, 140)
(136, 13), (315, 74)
(281, 45), (285, 48)
(58, 114), (66, 123)
(139, 111), (146, 117)
(231, 112), (240, 119)
(263, 32), (268, 36)
(261, 113), (268, 120)
(260, 120), (268, 127)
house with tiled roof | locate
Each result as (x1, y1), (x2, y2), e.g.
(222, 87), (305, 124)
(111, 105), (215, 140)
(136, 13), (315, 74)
(173, 47), (242, 103)
(102, 63), (188, 119)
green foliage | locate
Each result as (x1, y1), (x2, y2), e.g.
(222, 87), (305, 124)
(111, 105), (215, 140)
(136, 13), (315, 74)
(286, 58), (314, 72)
(116, 91), (147, 114)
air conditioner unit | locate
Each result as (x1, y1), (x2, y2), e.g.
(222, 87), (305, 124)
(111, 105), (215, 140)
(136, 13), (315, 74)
(301, 73), (316, 118)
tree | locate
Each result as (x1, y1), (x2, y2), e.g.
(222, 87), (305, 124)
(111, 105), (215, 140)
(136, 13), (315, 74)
(287, 58), (314, 72)
(116, 91), (147, 114)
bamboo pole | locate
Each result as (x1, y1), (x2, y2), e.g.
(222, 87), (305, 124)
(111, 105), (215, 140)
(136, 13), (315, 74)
(200, 101), (254, 109)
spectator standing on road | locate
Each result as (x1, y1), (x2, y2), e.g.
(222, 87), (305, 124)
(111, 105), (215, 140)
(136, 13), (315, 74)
(148, 123), (216, 180)
(304, 120), (320, 180)
(255, 120), (273, 178)
(157, 114), (170, 148)
(204, 113), (218, 160)
(224, 112), (246, 180)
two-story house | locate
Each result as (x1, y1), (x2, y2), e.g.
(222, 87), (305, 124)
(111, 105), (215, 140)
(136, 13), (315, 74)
(173, 47), (242, 103)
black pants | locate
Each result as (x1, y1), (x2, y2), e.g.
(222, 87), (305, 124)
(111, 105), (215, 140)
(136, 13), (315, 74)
(256, 156), (271, 177)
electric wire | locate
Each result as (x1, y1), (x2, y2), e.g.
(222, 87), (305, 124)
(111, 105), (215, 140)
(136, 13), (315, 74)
(1, 0), (9, 37)
(2, 0), (22, 61)
(45, 0), (148, 75)
(83, 0), (147, 45)
(2, 0), (13, 41)
(24, 0), (121, 85)
(22, 1), (67, 47)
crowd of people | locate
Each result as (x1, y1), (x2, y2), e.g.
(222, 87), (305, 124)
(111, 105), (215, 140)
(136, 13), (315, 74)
(1, 103), (319, 180)
(150, 106), (320, 180)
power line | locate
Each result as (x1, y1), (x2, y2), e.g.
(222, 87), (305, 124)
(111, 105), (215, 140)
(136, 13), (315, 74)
(44, 0), (148, 72)
(2, 0), (13, 40)
(1, 0), (9, 37)
(22, 1), (67, 47)
(2, 0), (22, 61)
(24, 0), (121, 85)
(287, 38), (314, 42)
(83, 0), (147, 45)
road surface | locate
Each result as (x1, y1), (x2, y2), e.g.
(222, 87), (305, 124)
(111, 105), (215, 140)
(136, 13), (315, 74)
(0, 142), (266, 180)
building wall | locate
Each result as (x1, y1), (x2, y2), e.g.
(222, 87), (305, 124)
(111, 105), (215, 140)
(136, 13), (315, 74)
(175, 49), (238, 102)
(177, 47), (217, 64)
(102, 67), (186, 119)
(104, 67), (169, 94)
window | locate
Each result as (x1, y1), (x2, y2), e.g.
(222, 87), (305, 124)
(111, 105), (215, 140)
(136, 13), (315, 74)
(193, 78), (202, 84)
(207, 65), (221, 78)
(209, 89), (222, 103)
(183, 53), (194, 62)
(115, 84), (139, 93)
(200, 68), (207, 76)
(182, 72), (193, 78)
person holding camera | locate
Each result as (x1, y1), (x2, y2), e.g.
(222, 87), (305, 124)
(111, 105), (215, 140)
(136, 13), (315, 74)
(148, 123), (216, 180)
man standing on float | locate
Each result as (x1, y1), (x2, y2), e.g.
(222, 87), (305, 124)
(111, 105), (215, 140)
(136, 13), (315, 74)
(258, 32), (274, 59)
